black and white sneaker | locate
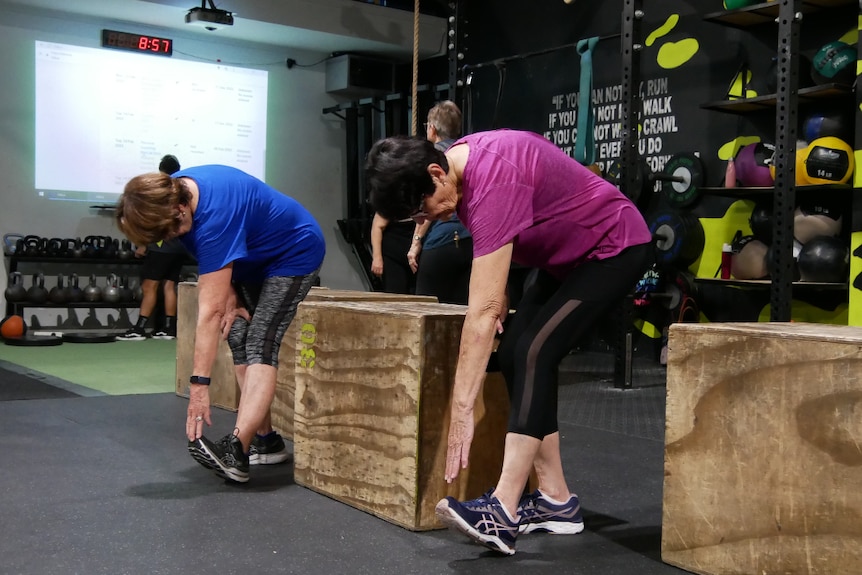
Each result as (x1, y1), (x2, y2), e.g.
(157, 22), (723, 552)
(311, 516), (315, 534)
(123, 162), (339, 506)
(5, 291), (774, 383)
(152, 329), (176, 340)
(249, 432), (291, 465)
(188, 434), (250, 483)
(116, 327), (147, 341)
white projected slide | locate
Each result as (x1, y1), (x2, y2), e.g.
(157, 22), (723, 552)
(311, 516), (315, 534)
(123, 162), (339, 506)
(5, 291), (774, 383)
(35, 41), (268, 202)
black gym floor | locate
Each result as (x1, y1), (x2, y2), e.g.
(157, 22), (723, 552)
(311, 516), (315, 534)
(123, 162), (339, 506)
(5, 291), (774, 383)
(0, 352), (689, 575)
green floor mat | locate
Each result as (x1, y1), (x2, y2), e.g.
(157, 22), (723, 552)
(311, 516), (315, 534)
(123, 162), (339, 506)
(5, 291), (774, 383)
(0, 338), (177, 395)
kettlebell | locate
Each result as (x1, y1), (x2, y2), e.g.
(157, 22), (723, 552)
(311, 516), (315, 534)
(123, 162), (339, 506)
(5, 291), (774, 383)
(64, 273), (84, 303)
(83, 236), (100, 259)
(22, 235), (42, 257)
(118, 239), (133, 260)
(27, 272), (49, 304)
(48, 274), (66, 305)
(131, 280), (143, 303)
(103, 237), (118, 259)
(4, 271), (27, 303)
(83, 274), (102, 302)
(118, 276), (133, 303)
(47, 238), (65, 258)
(103, 273), (121, 303)
(70, 238), (84, 258)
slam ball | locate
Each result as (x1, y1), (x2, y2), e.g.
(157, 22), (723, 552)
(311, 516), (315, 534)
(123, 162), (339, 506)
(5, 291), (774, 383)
(735, 142), (775, 187)
(749, 202), (773, 244)
(811, 41), (856, 86)
(797, 235), (849, 283)
(731, 235), (770, 280)
(803, 111), (852, 142)
(793, 202), (843, 244)
(0, 315), (27, 339)
(803, 136), (854, 185)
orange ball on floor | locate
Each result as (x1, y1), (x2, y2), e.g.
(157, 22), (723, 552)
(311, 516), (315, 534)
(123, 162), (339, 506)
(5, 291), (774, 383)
(0, 315), (26, 339)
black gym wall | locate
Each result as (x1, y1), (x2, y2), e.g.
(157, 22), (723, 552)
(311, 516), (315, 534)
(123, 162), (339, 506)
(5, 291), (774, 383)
(452, 0), (856, 326)
(0, 1), (381, 310)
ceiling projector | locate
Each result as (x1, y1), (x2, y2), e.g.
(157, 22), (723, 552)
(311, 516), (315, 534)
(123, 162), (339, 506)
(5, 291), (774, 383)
(185, 6), (234, 30)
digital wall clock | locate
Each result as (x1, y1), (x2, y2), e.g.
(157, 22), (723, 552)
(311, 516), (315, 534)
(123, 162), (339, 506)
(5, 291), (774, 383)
(101, 29), (173, 56)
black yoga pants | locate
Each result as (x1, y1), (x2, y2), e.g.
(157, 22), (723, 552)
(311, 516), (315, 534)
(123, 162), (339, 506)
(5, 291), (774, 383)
(496, 243), (654, 439)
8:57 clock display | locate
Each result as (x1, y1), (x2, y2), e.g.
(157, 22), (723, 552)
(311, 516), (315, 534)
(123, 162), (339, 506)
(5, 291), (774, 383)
(101, 29), (173, 56)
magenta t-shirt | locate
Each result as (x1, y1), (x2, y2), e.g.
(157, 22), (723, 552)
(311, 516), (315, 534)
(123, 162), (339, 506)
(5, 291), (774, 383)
(454, 130), (651, 278)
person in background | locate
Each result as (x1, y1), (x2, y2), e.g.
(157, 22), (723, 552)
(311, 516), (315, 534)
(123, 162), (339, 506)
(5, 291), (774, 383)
(116, 164), (325, 483)
(365, 129), (653, 555)
(406, 101), (473, 304)
(118, 155), (190, 341)
(369, 212), (416, 294)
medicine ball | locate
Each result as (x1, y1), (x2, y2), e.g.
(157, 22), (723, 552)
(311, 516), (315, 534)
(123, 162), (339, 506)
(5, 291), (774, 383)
(811, 41), (856, 86)
(735, 142), (775, 187)
(0, 315), (26, 339)
(794, 201), (843, 244)
(749, 202), (773, 243)
(797, 235), (849, 283)
(731, 235), (769, 280)
(803, 136), (854, 185)
(802, 111), (852, 143)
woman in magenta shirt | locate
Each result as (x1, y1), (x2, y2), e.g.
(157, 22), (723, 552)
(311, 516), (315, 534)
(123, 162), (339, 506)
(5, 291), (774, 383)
(366, 129), (653, 555)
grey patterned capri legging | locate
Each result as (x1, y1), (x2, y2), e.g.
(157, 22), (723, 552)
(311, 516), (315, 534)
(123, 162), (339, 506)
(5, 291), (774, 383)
(226, 270), (319, 368)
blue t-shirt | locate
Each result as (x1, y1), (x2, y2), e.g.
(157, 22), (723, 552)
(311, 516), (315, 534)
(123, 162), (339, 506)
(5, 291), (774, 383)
(422, 216), (471, 250)
(175, 165), (325, 282)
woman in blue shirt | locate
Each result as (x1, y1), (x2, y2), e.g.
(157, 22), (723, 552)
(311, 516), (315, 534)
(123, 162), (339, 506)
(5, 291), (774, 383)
(117, 165), (325, 483)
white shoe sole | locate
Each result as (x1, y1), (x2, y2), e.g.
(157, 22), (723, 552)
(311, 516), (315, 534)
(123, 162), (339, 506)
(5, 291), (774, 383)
(520, 520), (585, 535)
(249, 450), (291, 465)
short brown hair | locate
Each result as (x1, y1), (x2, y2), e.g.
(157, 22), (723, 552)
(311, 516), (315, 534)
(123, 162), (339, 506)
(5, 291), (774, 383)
(116, 172), (190, 246)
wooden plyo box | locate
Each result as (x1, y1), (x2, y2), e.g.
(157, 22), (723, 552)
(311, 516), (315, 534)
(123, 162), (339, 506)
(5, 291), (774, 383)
(662, 322), (862, 575)
(176, 282), (239, 411)
(272, 289), (437, 440)
(292, 301), (509, 531)
(176, 284), (435, 414)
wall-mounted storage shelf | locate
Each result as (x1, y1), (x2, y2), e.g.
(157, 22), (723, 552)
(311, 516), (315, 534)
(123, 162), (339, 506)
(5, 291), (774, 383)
(703, 0), (855, 28)
(695, 277), (848, 290)
(699, 183), (851, 199)
(702, 0), (857, 321)
(701, 83), (852, 114)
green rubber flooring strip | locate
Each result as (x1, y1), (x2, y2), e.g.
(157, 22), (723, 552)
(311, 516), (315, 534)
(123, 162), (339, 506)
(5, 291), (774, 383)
(0, 338), (177, 395)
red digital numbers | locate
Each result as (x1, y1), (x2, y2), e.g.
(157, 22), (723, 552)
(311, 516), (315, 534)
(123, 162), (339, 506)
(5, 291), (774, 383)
(102, 29), (173, 57)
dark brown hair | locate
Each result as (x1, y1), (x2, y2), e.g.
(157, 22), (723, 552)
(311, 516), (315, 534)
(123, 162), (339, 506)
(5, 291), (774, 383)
(365, 135), (448, 221)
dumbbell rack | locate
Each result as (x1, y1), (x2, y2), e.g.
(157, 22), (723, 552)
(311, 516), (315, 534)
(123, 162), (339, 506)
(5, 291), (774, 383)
(5, 254), (145, 333)
(698, 0), (858, 322)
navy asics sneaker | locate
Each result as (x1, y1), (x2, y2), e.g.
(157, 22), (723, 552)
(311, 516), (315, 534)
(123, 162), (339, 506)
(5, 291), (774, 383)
(517, 490), (585, 534)
(435, 492), (519, 555)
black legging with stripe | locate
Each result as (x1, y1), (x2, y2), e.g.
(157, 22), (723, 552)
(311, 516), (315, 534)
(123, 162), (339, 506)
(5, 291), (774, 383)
(496, 243), (654, 438)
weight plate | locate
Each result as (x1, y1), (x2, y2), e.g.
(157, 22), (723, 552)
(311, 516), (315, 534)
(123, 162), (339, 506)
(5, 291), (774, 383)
(606, 159), (654, 214)
(662, 153), (706, 208)
(4, 335), (63, 347)
(661, 282), (683, 310)
(648, 209), (706, 268)
(62, 332), (118, 344)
